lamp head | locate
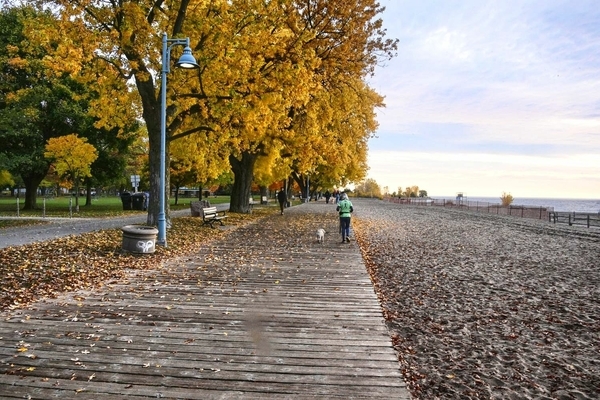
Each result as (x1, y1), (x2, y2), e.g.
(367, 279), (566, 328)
(175, 46), (199, 69)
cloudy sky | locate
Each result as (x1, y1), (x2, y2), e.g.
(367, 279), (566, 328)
(366, 0), (600, 199)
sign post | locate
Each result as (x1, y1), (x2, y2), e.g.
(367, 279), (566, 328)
(130, 175), (140, 193)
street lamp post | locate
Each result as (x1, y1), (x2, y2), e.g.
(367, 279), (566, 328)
(158, 33), (198, 247)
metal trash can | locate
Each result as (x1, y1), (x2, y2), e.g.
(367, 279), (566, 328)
(121, 225), (158, 254)
(120, 192), (132, 210)
(131, 192), (147, 210)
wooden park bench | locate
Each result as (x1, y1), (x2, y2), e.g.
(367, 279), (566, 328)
(201, 206), (228, 228)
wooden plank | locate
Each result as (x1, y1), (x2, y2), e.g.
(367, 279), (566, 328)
(0, 374), (403, 399)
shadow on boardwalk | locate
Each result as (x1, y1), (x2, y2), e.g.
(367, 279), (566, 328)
(0, 202), (410, 399)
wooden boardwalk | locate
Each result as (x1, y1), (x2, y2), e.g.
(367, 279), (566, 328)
(0, 202), (410, 399)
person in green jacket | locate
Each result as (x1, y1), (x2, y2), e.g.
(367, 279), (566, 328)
(336, 193), (354, 243)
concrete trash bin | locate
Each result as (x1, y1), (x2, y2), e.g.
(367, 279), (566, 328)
(121, 225), (158, 254)
(190, 201), (202, 217)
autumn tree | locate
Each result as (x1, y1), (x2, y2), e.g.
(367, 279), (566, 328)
(27, 0), (226, 223)
(170, 136), (206, 205)
(0, 4), (135, 210)
(354, 178), (382, 198)
(0, 170), (15, 189)
(0, 5), (92, 209)
(82, 120), (140, 206)
(402, 186), (420, 197)
(213, 1), (394, 211)
(286, 79), (383, 197)
(30, 0), (397, 220)
(274, 1), (395, 202)
(189, 1), (320, 213)
(44, 134), (98, 211)
(170, 131), (231, 201)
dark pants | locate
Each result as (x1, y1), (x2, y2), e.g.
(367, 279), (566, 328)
(340, 217), (351, 240)
(278, 200), (285, 213)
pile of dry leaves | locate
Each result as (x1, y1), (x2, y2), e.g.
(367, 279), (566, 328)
(0, 211), (270, 311)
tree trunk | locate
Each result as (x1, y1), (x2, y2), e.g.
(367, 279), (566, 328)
(141, 83), (163, 227)
(259, 185), (268, 201)
(22, 173), (45, 210)
(74, 181), (80, 212)
(291, 172), (307, 202)
(285, 178), (293, 201)
(84, 181), (92, 206)
(229, 152), (256, 213)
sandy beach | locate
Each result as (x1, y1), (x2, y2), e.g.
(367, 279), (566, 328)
(352, 199), (599, 399)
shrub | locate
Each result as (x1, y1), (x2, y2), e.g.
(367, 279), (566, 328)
(501, 192), (514, 206)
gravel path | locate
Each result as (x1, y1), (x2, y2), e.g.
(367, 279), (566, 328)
(352, 198), (599, 400)
(0, 208), (212, 249)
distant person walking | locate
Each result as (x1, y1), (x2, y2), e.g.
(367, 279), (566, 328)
(277, 190), (287, 215)
(324, 190), (331, 204)
(336, 193), (353, 243)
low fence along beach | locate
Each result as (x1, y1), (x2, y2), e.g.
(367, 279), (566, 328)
(387, 197), (600, 229)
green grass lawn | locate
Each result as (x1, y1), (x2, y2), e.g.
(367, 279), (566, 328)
(0, 195), (232, 218)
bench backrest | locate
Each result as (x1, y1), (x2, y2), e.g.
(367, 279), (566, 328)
(202, 206), (218, 216)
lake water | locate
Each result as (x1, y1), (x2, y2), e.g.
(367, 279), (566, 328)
(434, 196), (600, 213)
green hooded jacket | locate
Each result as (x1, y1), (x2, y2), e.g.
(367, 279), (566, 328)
(337, 199), (353, 218)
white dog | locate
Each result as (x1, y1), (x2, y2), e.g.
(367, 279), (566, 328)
(316, 228), (325, 244)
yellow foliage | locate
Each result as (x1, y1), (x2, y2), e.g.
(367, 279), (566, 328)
(501, 192), (514, 206)
(44, 134), (98, 183)
(0, 170), (15, 187)
(354, 179), (382, 198)
(39, 0), (397, 206)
